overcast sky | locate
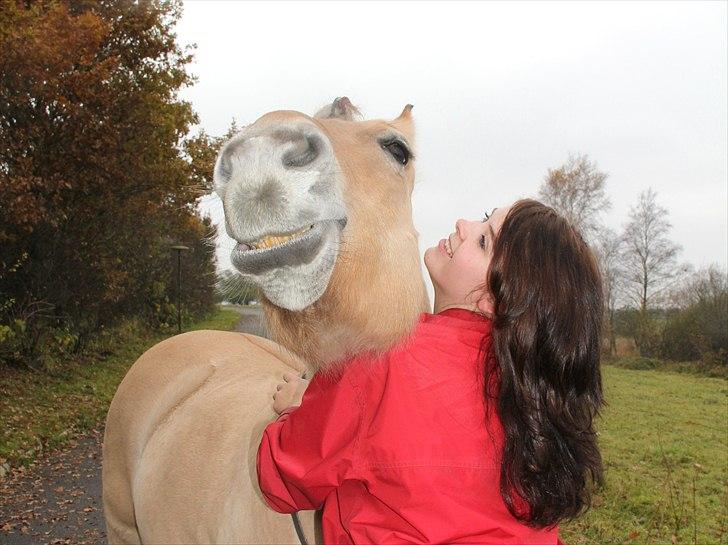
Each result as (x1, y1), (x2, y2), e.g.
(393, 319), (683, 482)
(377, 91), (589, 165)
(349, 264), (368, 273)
(176, 1), (727, 299)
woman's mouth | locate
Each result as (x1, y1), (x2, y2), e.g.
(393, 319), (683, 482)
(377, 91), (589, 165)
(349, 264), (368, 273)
(439, 238), (453, 258)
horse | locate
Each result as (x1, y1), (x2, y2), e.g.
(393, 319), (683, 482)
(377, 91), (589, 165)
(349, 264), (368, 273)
(102, 97), (430, 544)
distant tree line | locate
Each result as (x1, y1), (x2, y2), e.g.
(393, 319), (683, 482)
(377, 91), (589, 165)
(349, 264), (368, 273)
(0, 0), (223, 368)
(539, 154), (727, 366)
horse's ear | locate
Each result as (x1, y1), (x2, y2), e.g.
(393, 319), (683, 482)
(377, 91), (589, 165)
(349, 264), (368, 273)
(391, 104), (415, 142)
(314, 97), (362, 121)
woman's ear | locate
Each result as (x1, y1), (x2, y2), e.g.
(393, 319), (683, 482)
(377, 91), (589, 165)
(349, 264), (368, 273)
(476, 293), (494, 317)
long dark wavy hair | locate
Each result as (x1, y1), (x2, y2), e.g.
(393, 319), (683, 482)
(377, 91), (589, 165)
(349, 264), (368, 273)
(479, 199), (605, 529)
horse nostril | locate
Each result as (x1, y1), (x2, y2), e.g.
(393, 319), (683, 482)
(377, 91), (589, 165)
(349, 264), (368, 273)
(282, 134), (321, 169)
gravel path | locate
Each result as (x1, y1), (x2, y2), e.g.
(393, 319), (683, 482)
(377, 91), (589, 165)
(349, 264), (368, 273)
(0, 430), (105, 545)
(0, 306), (267, 545)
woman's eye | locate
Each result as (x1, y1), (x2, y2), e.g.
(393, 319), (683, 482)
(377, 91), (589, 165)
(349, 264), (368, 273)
(381, 140), (410, 165)
(480, 234), (487, 249)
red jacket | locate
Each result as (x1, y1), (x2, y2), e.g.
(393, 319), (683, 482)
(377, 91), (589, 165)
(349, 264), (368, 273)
(257, 308), (562, 544)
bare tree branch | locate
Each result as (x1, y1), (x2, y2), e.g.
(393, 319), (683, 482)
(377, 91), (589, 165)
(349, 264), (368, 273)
(594, 226), (625, 356)
(621, 188), (683, 312)
(538, 153), (611, 241)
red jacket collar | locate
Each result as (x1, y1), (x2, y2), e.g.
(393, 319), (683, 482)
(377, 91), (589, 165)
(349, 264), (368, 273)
(420, 308), (492, 334)
(436, 307), (489, 321)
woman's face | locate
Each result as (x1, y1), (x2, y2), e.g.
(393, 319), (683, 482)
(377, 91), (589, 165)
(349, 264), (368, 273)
(424, 205), (511, 314)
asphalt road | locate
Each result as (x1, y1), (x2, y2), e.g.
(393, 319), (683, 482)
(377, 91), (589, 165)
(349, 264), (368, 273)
(230, 303), (269, 338)
(0, 306), (268, 545)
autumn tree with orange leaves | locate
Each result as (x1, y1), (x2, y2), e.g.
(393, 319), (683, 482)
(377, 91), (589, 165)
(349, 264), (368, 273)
(0, 0), (219, 367)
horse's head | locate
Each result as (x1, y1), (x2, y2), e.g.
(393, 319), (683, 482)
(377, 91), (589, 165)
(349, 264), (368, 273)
(214, 97), (429, 369)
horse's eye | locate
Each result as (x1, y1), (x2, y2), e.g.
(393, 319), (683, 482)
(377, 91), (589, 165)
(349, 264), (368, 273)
(381, 140), (410, 166)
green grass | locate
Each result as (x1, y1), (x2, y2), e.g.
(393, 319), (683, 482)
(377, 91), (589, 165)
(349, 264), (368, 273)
(561, 365), (728, 545)
(0, 307), (241, 468)
(185, 307), (241, 332)
(2, 311), (726, 544)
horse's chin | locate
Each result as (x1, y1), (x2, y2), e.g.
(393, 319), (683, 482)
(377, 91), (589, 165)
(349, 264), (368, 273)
(231, 218), (346, 311)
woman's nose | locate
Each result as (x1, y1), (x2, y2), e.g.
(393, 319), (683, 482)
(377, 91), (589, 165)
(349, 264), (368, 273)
(455, 219), (468, 239)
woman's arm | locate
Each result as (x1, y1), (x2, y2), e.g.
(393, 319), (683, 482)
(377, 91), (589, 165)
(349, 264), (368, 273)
(256, 370), (362, 513)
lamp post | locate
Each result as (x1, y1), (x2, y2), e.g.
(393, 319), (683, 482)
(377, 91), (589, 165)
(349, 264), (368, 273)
(171, 245), (190, 334)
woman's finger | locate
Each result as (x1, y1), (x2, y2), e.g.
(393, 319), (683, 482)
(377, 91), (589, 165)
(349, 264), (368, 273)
(276, 383), (283, 391)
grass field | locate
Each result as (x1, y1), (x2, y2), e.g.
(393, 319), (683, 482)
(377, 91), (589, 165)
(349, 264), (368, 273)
(0, 307), (241, 468)
(1, 312), (725, 544)
(560, 364), (727, 545)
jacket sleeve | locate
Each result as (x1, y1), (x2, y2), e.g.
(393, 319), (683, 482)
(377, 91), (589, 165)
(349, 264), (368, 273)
(256, 369), (362, 513)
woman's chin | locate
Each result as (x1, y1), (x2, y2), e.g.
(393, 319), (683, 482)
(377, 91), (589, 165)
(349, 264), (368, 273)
(424, 248), (447, 274)
(423, 247), (435, 270)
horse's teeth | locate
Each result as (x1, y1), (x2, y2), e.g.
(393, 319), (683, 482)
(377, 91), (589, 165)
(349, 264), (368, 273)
(251, 224), (315, 250)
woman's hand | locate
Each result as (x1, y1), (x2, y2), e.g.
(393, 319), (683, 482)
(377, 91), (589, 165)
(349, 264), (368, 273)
(273, 371), (310, 415)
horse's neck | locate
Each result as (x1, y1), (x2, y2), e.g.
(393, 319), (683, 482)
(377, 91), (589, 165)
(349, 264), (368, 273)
(262, 218), (430, 370)
(262, 287), (427, 372)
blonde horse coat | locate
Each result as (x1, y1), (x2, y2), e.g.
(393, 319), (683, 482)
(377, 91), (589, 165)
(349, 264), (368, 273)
(102, 99), (429, 544)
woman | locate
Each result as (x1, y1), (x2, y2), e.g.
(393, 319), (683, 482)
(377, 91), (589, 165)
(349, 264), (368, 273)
(257, 199), (605, 544)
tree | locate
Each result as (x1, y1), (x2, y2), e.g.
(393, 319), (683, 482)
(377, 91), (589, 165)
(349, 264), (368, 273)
(621, 188), (684, 314)
(593, 227), (624, 357)
(0, 0), (217, 366)
(538, 153), (611, 240)
(185, 119), (241, 195)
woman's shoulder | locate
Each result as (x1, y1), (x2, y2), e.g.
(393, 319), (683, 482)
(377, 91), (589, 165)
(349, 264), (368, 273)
(325, 309), (493, 388)
(407, 309), (493, 352)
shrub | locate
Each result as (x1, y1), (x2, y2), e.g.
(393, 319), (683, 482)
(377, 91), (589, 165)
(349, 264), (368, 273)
(660, 266), (727, 365)
(614, 356), (663, 371)
(634, 313), (663, 358)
